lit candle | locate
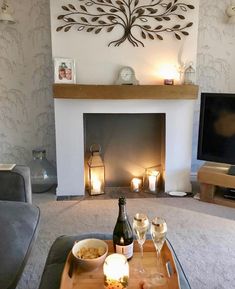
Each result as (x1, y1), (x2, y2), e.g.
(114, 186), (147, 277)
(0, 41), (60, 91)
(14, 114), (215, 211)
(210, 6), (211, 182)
(92, 176), (101, 193)
(103, 254), (129, 289)
(164, 79), (174, 85)
(148, 170), (159, 192)
(131, 178), (142, 192)
(148, 175), (157, 192)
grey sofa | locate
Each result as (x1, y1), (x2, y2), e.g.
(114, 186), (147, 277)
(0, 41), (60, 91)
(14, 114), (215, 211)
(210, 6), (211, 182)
(0, 165), (40, 289)
(0, 165), (32, 203)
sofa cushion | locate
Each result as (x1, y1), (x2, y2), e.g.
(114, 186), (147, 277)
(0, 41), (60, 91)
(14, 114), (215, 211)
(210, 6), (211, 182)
(0, 201), (40, 289)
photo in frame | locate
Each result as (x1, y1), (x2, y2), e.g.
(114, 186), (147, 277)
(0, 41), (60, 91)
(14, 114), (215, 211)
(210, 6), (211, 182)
(54, 58), (76, 83)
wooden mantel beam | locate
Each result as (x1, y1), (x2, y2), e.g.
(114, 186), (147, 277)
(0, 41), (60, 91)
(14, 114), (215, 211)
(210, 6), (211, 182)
(53, 84), (199, 100)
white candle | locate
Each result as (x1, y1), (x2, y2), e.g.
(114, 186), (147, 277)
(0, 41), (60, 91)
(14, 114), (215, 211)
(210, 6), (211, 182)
(92, 177), (101, 193)
(103, 254), (129, 289)
(148, 175), (157, 192)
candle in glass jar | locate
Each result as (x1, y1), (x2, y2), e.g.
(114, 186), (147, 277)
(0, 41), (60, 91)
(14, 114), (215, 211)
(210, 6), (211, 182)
(148, 175), (157, 192)
(131, 178), (142, 192)
(103, 253), (129, 289)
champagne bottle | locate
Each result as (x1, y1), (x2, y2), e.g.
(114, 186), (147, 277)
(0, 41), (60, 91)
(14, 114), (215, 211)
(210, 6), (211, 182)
(113, 196), (134, 260)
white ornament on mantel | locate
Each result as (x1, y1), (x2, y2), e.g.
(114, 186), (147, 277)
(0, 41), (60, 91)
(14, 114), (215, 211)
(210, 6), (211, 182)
(226, 1), (235, 24)
(184, 64), (196, 85)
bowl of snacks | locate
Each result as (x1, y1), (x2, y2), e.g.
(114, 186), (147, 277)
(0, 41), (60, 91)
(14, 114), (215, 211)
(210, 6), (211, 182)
(72, 238), (108, 271)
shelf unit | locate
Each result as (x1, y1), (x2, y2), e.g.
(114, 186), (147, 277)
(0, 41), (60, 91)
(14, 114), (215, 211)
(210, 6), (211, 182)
(198, 162), (235, 208)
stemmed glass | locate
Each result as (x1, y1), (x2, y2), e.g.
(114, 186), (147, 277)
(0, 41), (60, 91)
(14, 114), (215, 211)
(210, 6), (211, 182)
(133, 213), (149, 274)
(150, 217), (167, 284)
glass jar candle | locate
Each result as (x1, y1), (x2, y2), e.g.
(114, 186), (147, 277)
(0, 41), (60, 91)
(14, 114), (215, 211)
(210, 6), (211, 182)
(103, 254), (129, 289)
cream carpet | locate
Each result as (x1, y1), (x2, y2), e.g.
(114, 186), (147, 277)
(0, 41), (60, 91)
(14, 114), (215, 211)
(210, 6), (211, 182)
(17, 193), (235, 289)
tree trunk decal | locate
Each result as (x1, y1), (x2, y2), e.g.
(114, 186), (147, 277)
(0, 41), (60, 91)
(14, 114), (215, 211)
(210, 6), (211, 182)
(56, 0), (195, 47)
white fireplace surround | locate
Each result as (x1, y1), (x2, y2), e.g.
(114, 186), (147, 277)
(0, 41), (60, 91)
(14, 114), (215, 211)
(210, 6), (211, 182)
(55, 98), (195, 197)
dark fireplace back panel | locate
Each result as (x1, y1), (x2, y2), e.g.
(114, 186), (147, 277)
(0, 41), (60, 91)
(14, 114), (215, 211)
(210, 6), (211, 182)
(84, 113), (165, 187)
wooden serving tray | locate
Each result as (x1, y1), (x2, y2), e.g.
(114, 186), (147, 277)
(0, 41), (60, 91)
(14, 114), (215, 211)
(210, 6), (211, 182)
(60, 240), (180, 289)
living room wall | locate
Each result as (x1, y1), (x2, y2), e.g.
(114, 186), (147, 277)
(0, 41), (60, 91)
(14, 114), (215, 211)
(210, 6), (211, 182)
(192, 0), (235, 172)
(0, 0), (55, 165)
(0, 0), (234, 173)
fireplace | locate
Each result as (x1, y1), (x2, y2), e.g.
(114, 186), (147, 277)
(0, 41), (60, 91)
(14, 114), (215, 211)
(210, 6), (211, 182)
(54, 84), (198, 197)
(84, 113), (165, 190)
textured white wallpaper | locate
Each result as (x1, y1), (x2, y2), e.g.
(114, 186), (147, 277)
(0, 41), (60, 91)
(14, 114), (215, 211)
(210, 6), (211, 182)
(0, 0), (55, 165)
(192, 0), (235, 172)
(0, 0), (234, 172)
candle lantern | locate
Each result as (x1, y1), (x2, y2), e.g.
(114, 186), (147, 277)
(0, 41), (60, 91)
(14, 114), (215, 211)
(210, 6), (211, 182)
(184, 64), (196, 85)
(103, 253), (129, 289)
(143, 167), (160, 193)
(130, 177), (142, 192)
(87, 144), (105, 195)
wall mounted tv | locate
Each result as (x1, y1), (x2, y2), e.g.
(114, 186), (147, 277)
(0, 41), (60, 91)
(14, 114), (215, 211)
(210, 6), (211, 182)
(197, 92), (235, 175)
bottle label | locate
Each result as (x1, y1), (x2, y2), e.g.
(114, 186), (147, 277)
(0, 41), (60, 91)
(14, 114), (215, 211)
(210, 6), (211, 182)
(115, 243), (133, 259)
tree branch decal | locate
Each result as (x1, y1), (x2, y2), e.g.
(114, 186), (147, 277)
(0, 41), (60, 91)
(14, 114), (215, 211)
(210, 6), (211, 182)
(56, 0), (195, 47)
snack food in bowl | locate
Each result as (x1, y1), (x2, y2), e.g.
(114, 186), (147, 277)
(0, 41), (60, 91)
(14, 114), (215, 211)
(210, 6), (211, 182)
(72, 238), (108, 271)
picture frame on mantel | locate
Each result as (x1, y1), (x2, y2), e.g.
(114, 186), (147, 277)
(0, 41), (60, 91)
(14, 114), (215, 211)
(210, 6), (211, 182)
(54, 58), (76, 84)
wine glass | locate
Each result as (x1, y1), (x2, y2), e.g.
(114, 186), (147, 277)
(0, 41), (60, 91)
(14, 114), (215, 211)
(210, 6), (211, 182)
(133, 213), (149, 273)
(150, 217), (167, 285)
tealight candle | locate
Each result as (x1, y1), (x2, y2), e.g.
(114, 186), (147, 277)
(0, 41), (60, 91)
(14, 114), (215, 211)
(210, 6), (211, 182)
(164, 79), (174, 85)
(131, 177), (142, 192)
(103, 254), (129, 289)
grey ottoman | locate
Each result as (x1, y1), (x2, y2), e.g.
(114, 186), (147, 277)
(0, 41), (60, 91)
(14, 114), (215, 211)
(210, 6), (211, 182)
(38, 233), (191, 289)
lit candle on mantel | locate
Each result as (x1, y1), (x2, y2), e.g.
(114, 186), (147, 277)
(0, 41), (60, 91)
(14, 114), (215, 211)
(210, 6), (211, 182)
(159, 64), (179, 85)
(148, 170), (159, 192)
(131, 177), (142, 192)
(92, 176), (102, 194)
(103, 253), (129, 289)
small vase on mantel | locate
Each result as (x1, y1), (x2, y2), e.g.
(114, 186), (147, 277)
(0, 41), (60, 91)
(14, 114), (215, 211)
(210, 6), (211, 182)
(29, 148), (57, 193)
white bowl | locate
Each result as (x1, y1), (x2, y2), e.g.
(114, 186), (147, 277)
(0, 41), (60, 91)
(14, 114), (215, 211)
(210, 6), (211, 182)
(72, 238), (108, 271)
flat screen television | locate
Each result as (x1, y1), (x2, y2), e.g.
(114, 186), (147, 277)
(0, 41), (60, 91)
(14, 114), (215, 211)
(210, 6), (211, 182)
(197, 92), (235, 176)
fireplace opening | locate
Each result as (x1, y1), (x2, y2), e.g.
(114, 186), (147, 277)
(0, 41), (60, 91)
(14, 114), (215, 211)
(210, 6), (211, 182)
(84, 113), (165, 193)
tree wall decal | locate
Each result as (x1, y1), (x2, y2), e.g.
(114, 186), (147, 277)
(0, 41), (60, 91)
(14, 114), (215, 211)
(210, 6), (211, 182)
(56, 0), (195, 47)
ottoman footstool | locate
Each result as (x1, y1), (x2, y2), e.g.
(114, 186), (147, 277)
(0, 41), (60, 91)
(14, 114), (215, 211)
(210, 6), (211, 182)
(38, 233), (191, 289)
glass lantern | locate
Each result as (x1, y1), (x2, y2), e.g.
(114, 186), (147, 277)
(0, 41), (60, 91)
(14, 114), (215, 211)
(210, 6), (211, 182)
(184, 64), (196, 85)
(87, 144), (105, 195)
(143, 167), (160, 194)
(29, 148), (57, 193)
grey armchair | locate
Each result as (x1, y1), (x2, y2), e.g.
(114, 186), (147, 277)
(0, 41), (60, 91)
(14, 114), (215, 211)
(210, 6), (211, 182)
(0, 165), (39, 289)
(0, 165), (32, 203)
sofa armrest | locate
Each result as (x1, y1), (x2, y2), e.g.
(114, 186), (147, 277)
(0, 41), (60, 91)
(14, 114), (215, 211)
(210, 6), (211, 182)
(0, 165), (32, 203)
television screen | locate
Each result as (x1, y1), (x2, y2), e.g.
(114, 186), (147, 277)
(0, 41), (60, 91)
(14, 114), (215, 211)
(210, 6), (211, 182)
(197, 93), (235, 165)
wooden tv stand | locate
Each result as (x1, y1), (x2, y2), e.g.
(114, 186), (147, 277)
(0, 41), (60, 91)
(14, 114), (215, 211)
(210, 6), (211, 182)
(198, 162), (235, 208)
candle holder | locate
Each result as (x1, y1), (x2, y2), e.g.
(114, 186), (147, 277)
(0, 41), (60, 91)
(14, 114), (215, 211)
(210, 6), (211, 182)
(164, 79), (174, 85)
(103, 254), (129, 289)
(143, 166), (161, 194)
(130, 177), (142, 193)
(87, 144), (105, 195)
